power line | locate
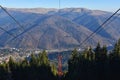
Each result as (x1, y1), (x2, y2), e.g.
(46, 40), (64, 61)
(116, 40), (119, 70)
(59, 0), (61, 10)
(76, 10), (120, 49)
(0, 5), (37, 49)
(0, 5), (23, 31)
(79, 8), (120, 48)
(7, 23), (35, 42)
(0, 26), (16, 47)
(0, 26), (15, 38)
(84, 14), (120, 48)
(97, 13), (120, 35)
(57, 0), (61, 50)
(92, 13), (120, 45)
(0, 5), (119, 50)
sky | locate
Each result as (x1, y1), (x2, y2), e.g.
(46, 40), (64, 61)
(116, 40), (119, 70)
(0, 0), (120, 12)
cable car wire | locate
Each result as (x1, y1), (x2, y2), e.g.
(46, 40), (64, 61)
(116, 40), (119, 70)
(79, 8), (120, 48)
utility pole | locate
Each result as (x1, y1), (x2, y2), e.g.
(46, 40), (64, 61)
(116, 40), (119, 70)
(58, 54), (63, 80)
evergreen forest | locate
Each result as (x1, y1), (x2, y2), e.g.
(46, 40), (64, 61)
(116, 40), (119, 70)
(1, 39), (120, 80)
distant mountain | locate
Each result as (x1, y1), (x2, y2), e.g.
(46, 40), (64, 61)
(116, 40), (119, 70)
(0, 8), (119, 49)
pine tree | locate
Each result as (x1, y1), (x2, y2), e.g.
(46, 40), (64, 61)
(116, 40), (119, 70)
(40, 50), (50, 66)
(95, 42), (101, 61)
(51, 64), (57, 76)
(113, 39), (120, 57)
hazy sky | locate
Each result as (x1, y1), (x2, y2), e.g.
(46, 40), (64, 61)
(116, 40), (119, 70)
(0, 0), (120, 12)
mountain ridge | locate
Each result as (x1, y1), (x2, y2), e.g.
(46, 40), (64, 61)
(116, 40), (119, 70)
(0, 8), (119, 49)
